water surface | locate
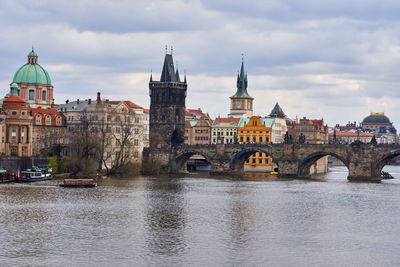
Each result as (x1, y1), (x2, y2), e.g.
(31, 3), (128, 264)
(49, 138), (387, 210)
(0, 166), (400, 266)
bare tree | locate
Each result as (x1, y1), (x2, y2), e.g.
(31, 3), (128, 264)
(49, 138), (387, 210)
(68, 110), (102, 176)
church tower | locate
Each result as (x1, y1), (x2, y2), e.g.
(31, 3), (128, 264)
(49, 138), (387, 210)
(229, 58), (253, 118)
(149, 50), (187, 148)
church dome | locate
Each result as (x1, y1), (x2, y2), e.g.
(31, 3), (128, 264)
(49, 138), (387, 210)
(12, 49), (52, 86)
(362, 113), (391, 124)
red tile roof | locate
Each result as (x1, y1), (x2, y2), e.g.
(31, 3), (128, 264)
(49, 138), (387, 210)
(214, 117), (240, 124)
(124, 100), (144, 109)
(143, 108), (150, 113)
(185, 108), (211, 119)
(29, 108), (65, 126)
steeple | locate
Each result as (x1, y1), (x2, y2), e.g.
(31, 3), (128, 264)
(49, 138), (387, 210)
(231, 57), (253, 99)
(160, 53), (178, 82)
(269, 102), (286, 118)
(175, 67), (181, 82)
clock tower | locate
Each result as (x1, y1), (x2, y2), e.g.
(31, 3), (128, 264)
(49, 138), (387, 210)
(228, 58), (253, 118)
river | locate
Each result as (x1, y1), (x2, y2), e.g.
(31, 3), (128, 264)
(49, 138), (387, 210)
(0, 166), (400, 266)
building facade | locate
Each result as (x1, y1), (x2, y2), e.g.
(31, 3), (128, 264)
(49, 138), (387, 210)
(149, 52), (187, 148)
(184, 117), (211, 145)
(211, 118), (240, 144)
(238, 116), (274, 171)
(268, 102), (288, 144)
(228, 59), (253, 118)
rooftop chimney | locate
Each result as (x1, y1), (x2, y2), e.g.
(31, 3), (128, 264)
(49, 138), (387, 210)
(88, 98), (92, 104)
(97, 92), (101, 103)
(77, 99), (80, 104)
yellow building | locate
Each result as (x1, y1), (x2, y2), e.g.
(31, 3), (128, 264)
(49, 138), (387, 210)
(238, 116), (275, 171)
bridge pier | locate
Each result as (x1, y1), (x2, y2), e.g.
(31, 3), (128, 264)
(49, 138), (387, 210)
(209, 159), (232, 175)
(347, 162), (382, 181)
(277, 160), (299, 178)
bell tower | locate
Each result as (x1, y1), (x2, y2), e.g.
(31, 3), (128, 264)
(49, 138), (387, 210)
(229, 57), (253, 118)
(149, 48), (187, 148)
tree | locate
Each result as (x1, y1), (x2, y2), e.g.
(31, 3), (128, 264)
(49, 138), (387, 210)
(68, 111), (102, 177)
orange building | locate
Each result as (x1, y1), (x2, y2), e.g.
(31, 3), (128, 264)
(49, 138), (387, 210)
(237, 116), (275, 171)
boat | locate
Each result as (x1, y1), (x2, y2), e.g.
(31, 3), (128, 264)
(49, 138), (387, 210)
(270, 171), (279, 175)
(0, 169), (15, 183)
(17, 167), (52, 182)
(59, 179), (97, 188)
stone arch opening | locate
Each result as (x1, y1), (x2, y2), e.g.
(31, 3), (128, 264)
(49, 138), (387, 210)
(230, 148), (277, 173)
(175, 151), (210, 172)
(374, 150), (400, 178)
(298, 152), (349, 177)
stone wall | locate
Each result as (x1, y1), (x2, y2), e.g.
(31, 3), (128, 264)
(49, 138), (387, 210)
(0, 156), (48, 172)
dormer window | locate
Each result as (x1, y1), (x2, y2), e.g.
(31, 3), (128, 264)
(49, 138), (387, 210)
(45, 115), (51, 125)
(36, 115), (42, 124)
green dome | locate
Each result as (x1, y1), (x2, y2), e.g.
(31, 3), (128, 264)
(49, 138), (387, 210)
(13, 63), (52, 86)
(28, 50), (37, 57)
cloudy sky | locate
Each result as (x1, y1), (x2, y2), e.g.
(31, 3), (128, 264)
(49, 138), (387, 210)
(1, 0), (400, 127)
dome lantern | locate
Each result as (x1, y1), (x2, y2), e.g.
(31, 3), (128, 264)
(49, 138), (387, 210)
(28, 47), (38, 64)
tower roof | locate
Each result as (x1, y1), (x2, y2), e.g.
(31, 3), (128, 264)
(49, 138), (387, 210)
(230, 58), (253, 99)
(159, 54), (183, 83)
(269, 102), (286, 118)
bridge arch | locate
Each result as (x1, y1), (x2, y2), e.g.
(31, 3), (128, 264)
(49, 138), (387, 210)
(175, 150), (211, 172)
(373, 150), (400, 177)
(298, 151), (349, 177)
(230, 146), (276, 173)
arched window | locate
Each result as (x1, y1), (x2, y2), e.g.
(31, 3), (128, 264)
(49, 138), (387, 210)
(56, 116), (62, 125)
(36, 115), (42, 124)
(42, 90), (46, 101)
(45, 115), (51, 125)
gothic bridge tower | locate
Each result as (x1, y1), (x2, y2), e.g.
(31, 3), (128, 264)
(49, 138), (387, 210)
(149, 50), (187, 148)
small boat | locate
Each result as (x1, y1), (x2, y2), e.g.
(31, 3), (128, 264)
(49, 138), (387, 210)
(59, 179), (97, 188)
(0, 169), (15, 183)
(17, 168), (51, 182)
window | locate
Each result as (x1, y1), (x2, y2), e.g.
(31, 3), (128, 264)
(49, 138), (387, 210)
(106, 152), (112, 158)
(134, 128), (139, 134)
(42, 90), (46, 101)
(116, 138), (120, 145)
(11, 126), (16, 143)
(29, 90), (35, 100)
(134, 151), (138, 158)
(134, 139), (138, 146)
(135, 117), (139, 123)
(259, 137), (263, 143)
(116, 127), (121, 133)
(45, 115), (51, 125)
(107, 115), (111, 121)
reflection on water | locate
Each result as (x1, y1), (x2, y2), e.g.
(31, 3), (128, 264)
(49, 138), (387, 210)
(0, 166), (400, 266)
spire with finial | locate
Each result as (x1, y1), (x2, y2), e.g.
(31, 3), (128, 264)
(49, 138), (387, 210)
(175, 63), (181, 82)
(184, 70), (187, 84)
(231, 55), (252, 99)
(150, 69), (153, 82)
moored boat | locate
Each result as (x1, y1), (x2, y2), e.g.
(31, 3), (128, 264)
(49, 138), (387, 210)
(17, 167), (52, 182)
(0, 169), (15, 183)
(59, 179), (97, 188)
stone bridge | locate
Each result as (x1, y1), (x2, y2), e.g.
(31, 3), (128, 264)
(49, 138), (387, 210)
(146, 143), (400, 181)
